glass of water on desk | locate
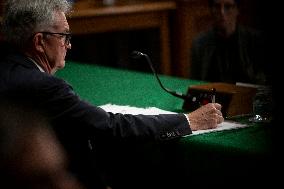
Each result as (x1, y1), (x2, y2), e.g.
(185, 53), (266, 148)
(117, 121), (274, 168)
(249, 86), (273, 123)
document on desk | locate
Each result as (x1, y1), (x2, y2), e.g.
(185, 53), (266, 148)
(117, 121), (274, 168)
(99, 104), (248, 136)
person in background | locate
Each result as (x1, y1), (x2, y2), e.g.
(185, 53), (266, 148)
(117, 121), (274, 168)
(0, 98), (86, 189)
(190, 0), (268, 85)
(0, 0), (223, 188)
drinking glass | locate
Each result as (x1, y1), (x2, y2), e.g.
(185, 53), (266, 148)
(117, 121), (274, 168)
(249, 86), (273, 123)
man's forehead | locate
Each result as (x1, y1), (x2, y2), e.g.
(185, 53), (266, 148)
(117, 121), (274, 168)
(52, 11), (70, 31)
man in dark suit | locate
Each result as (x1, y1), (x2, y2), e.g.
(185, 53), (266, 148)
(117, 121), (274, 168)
(0, 0), (223, 188)
(190, 0), (268, 85)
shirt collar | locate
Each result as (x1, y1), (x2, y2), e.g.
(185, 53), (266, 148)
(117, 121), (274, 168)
(27, 57), (45, 73)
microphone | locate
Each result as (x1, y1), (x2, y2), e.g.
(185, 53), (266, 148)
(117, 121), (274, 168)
(131, 51), (191, 100)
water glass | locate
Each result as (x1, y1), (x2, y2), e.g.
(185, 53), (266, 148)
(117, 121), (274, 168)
(249, 86), (273, 123)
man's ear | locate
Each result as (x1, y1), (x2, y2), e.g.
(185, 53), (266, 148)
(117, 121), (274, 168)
(33, 33), (45, 52)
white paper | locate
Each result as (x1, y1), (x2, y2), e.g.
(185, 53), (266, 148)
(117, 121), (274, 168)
(99, 104), (248, 136)
(99, 104), (175, 115)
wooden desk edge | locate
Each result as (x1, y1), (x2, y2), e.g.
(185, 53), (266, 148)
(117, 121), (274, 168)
(71, 1), (176, 18)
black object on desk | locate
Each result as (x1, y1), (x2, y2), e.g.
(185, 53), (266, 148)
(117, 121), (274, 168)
(183, 82), (257, 117)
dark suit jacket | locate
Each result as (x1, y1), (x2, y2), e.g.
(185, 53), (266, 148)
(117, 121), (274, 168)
(190, 25), (268, 85)
(0, 52), (191, 188)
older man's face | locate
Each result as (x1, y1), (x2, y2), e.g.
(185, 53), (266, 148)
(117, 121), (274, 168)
(42, 11), (72, 74)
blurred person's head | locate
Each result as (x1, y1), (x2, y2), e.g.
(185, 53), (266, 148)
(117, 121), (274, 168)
(0, 99), (85, 189)
(208, 0), (240, 38)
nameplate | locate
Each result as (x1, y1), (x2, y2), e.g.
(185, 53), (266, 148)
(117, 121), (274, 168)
(182, 82), (257, 117)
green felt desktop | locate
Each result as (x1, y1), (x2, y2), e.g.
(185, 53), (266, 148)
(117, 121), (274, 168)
(55, 61), (274, 187)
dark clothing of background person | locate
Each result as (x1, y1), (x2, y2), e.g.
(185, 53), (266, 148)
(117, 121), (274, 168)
(190, 25), (267, 85)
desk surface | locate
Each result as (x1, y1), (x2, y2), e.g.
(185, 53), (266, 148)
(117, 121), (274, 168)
(55, 61), (275, 187)
(56, 61), (204, 111)
(56, 61), (272, 151)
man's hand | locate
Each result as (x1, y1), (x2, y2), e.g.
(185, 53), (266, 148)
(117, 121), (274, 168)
(188, 103), (224, 131)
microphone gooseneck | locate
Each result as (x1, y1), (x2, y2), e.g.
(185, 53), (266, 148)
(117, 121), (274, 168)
(131, 51), (191, 100)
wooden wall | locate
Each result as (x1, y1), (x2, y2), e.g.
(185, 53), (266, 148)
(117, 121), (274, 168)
(0, 0), (265, 78)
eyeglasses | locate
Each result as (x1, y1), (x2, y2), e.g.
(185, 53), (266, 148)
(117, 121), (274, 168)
(40, 31), (72, 46)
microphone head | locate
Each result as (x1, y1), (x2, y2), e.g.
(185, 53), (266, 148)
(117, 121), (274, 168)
(131, 51), (146, 59)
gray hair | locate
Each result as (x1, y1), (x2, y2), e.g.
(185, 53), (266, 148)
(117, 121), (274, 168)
(2, 0), (72, 49)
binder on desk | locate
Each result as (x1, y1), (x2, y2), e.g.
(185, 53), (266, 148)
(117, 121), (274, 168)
(182, 82), (257, 118)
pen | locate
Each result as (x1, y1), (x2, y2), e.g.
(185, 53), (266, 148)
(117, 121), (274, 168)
(211, 88), (216, 103)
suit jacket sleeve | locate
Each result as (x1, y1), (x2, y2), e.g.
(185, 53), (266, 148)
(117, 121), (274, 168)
(48, 76), (192, 141)
(8, 64), (192, 141)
